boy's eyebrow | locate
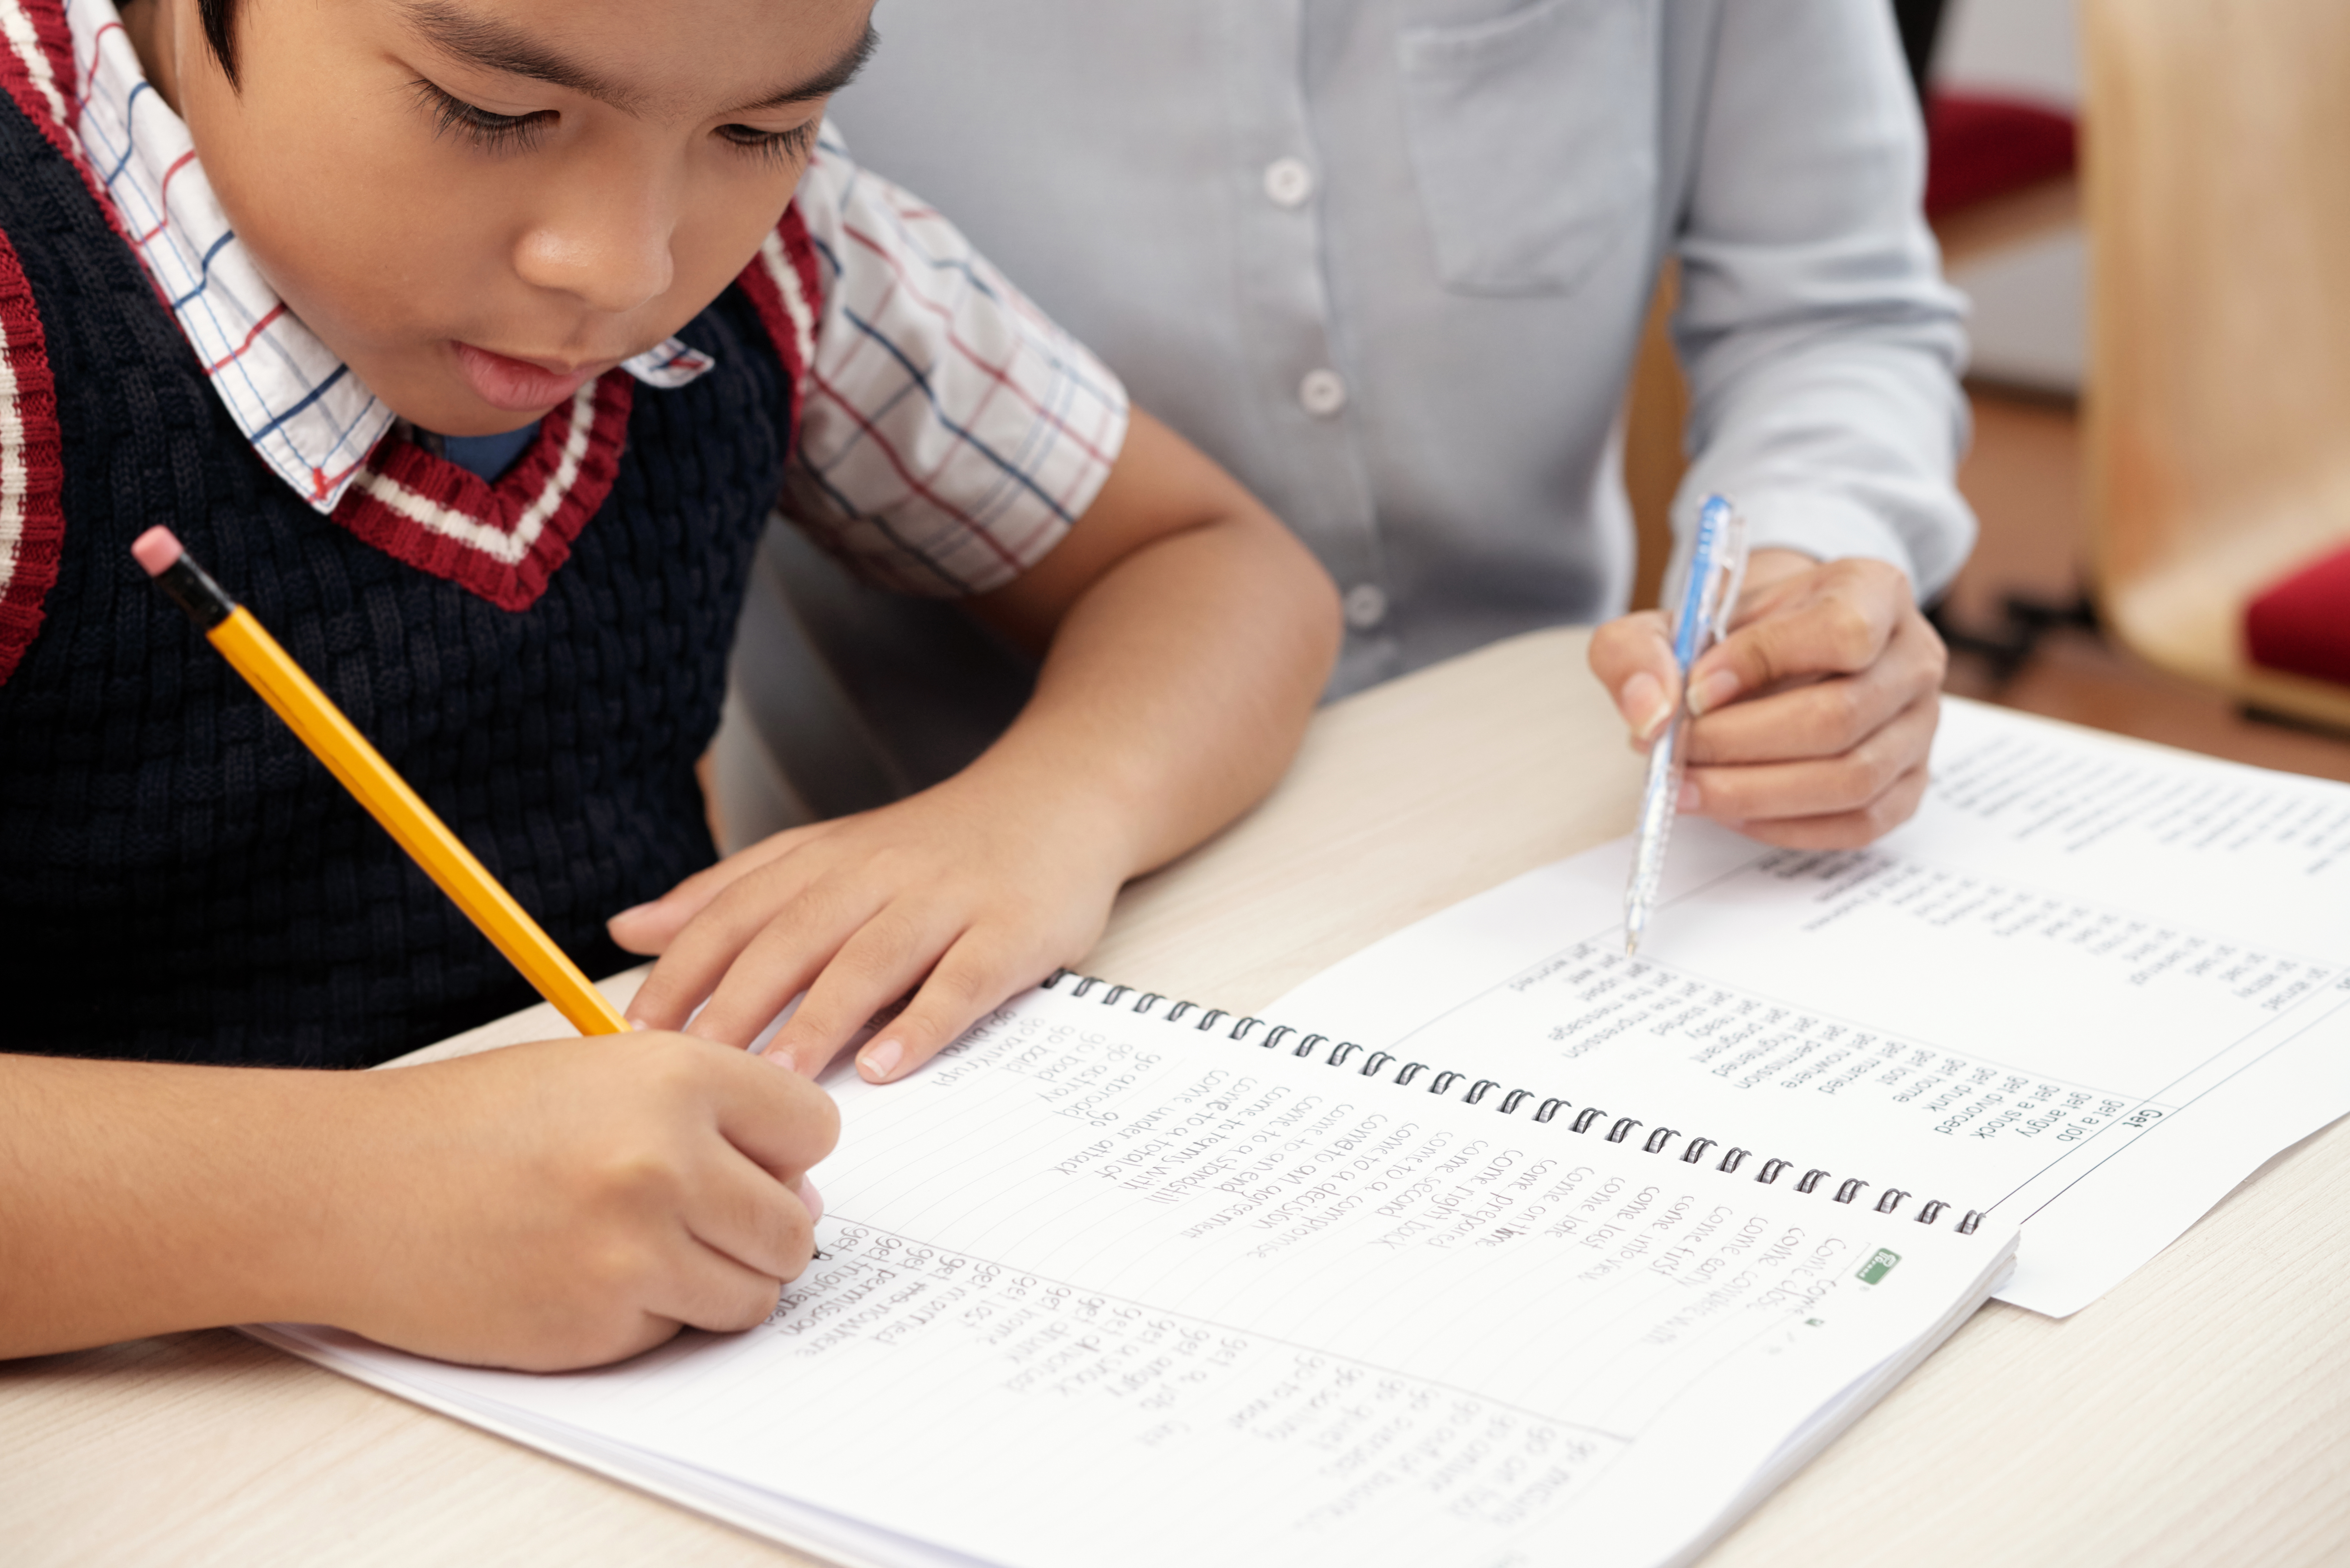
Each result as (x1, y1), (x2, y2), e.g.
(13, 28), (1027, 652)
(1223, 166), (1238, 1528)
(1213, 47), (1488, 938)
(398, 1), (877, 115)
(723, 26), (880, 113)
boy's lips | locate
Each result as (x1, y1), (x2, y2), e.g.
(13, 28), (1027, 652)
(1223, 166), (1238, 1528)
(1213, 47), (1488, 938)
(452, 342), (611, 413)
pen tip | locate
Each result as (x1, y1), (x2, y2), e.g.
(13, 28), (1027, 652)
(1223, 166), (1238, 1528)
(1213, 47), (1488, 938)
(131, 526), (183, 577)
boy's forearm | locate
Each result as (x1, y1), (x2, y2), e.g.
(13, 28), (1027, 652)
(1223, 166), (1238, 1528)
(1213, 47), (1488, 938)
(968, 504), (1340, 877)
(0, 1054), (353, 1356)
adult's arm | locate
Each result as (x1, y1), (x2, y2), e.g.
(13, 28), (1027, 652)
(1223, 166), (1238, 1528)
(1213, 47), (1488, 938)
(1592, 4), (1970, 849)
(1670, 0), (1975, 593)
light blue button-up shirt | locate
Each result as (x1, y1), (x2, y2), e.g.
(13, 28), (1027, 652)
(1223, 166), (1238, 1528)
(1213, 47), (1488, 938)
(828, 0), (1975, 697)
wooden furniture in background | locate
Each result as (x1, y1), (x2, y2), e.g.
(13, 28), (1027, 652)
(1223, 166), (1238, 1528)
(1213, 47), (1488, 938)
(1621, 263), (1687, 613)
(1934, 174), (2079, 273)
(2083, 0), (2350, 729)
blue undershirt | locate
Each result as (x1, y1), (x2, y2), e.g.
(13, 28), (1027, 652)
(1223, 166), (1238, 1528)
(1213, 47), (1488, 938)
(435, 425), (538, 483)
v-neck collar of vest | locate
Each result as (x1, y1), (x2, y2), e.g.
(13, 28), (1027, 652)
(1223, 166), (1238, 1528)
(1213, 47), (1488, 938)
(337, 375), (635, 613)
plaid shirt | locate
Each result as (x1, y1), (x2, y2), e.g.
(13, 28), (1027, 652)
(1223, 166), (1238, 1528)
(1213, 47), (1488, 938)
(56, 0), (1125, 596)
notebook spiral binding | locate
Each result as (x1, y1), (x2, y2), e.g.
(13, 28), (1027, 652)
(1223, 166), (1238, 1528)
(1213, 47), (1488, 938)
(1043, 969), (1984, 1235)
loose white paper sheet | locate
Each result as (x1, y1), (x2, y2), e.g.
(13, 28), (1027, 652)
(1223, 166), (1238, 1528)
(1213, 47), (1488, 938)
(1275, 698), (2350, 1317)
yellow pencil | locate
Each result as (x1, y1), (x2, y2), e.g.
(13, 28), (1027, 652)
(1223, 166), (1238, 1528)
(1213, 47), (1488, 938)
(133, 525), (631, 1037)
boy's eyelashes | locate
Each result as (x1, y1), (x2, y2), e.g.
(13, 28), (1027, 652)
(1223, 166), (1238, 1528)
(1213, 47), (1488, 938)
(413, 78), (553, 153)
(410, 79), (821, 168)
(715, 119), (821, 168)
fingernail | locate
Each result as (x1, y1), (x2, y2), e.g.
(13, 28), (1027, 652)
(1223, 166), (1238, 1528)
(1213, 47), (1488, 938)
(796, 1176), (824, 1225)
(1687, 670), (1740, 717)
(858, 1038), (905, 1083)
(1622, 672), (1670, 743)
(624, 1015), (648, 1032)
(1677, 778), (1701, 813)
(757, 1044), (808, 1075)
(610, 901), (659, 923)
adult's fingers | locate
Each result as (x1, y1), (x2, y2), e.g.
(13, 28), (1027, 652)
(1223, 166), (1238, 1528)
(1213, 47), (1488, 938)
(1721, 763), (1933, 851)
(1687, 694), (1939, 827)
(607, 822), (832, 957)
(1682, 611), (1946, 767)
(852, 927), (1041, 1085)
(760, 899), (972, 1077)
(1586, 609), (1683, 746)
(1685, 562), (1910, 717)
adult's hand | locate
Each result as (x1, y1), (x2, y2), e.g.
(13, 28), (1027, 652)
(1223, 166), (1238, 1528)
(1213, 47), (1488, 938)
(1588, 549), (1948, 848)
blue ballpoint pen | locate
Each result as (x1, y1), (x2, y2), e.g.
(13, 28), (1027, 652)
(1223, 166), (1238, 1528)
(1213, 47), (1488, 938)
(1624, 494), (1748, 955)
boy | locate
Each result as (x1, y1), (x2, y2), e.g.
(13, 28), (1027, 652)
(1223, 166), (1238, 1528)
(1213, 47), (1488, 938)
(0, 0), (1341, 1370)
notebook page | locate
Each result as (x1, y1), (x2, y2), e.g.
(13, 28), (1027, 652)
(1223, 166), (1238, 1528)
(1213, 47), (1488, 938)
(1275, 698), (2350, 1317)
(265, 985), (2011, 1568)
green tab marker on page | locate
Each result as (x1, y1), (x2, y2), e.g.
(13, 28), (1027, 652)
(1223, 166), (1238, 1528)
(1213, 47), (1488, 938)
(1857, 1248), (1900, 1285)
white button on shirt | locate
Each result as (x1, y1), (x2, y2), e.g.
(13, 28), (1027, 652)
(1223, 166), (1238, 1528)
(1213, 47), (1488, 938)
(1342, 583), (1388, 631)
(1262, 157), (1315, 209)
(836, 1), (1974, 697)
(1298, 369), (1348, 419)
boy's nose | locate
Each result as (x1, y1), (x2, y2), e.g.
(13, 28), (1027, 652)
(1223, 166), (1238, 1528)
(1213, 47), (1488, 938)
(513, 196), (677, 317)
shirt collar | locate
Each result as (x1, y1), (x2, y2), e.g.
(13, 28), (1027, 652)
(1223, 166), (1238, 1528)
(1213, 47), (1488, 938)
(62, 0), (714, 515)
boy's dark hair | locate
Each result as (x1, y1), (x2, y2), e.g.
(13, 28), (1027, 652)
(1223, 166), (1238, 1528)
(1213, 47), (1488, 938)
(198, 0), (240, 86)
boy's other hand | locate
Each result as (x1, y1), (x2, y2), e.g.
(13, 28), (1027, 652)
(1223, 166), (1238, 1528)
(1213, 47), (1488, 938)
(611, 779), (1125, 1083)
(610, 407), (1337, 1087)
(331, 1033), (834, 1371)
(1588, 549), (1948, 848)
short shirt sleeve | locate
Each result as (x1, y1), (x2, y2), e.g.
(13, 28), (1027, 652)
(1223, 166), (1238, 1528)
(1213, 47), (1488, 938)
(780, 124), (1130, 598)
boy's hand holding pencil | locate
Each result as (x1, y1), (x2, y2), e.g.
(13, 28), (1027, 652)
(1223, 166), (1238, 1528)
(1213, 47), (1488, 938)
(320, 1032), (834, 1370)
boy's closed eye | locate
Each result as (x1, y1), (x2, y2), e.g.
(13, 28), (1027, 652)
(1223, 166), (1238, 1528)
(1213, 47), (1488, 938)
(407, 77), (822, 166)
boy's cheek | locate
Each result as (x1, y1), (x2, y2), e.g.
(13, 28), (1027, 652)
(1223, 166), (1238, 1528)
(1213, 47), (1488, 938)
(175, 18), (490, 415)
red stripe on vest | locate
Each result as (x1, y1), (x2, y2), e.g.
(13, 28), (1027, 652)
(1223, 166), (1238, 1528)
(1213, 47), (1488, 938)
(733, 200), (820, 453)
(0, 222), (65, 686)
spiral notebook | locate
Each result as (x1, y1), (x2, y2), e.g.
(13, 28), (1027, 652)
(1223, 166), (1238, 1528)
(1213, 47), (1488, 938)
(257, 973), (2018, 1568)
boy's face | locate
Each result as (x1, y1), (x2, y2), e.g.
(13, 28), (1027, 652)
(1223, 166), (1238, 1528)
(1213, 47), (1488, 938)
(171, 0), (873, 436)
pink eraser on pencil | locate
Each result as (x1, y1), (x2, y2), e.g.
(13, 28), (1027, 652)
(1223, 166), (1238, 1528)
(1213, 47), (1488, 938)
(131, 526), (183, 577)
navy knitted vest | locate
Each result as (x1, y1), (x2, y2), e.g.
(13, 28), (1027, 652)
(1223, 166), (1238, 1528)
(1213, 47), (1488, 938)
(0, 44), (821, 1067)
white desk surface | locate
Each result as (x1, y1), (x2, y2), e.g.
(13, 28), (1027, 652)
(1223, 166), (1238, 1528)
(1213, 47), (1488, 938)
(6, 628), (2347, 1566)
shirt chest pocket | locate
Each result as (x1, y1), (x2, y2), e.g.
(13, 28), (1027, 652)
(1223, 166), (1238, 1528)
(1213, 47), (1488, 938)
(1395, 0), (1660, 297)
